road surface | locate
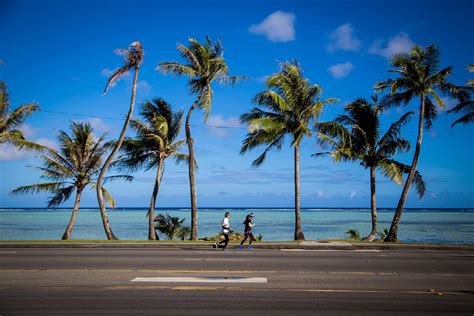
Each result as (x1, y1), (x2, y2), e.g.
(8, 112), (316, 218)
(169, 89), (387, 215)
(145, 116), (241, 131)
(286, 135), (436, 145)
(0, 247), (473, 315)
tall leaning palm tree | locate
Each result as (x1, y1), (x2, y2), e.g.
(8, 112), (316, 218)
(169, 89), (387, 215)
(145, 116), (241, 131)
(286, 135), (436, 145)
(97, 41), (144, 240)
(157, 37), (241, 240)
(448, 65), (473, 126)
(315, 97), (426, 241)
(375, 45), (469, 242)
(0, 81), (42, 150)
(240, 61), (337, 241)
(115, 99), (188, 240)
(11, 122), (131, 240)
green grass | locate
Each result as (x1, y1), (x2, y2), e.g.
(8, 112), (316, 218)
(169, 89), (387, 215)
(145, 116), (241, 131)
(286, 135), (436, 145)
(0, 239), (299, 244)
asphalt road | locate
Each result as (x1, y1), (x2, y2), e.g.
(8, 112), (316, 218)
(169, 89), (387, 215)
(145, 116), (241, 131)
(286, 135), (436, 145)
(0, 247), (473, 315)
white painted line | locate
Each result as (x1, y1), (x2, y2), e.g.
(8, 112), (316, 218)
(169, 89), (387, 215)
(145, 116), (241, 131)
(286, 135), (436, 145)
(280, 249), (305, 252)
(184, 258), (252, 261)
(131, 277), (268, 283)
(280, 249), (382, 252)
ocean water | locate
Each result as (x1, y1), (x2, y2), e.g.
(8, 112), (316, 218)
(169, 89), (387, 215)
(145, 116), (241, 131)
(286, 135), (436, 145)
(0, 208), (473, 243)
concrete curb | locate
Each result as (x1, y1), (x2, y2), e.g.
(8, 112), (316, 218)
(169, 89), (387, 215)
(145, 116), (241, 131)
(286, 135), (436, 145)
(1, 242), (473, 251)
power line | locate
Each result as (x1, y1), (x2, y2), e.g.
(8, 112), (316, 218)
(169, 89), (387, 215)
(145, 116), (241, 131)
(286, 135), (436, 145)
(39, 109), (246, 130)
(38, 108), (474, 133)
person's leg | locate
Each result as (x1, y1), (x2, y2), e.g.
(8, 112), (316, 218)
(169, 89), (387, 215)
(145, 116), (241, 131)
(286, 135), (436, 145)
(240, 233), (248, 246)
(248, 232), (255, 245)
(240, 233), (247, 246)
(223, 233), (229, 249)
(217, 233), (227, 248)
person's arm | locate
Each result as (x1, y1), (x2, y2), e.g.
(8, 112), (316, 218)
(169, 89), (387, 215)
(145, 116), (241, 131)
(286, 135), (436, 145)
(222, 218), (229, 228)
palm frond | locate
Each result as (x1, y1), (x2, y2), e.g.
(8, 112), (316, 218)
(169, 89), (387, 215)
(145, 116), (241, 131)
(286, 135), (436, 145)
(11, 182), (67, 196)
(103, 65), (132, 95)
(47, 185), (76, 207)
(4, 102), (40, 129)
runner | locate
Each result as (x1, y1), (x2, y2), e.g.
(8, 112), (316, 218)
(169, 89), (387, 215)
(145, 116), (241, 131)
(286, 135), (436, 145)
(239, 213), (255, 250)
(214, 212), (231, 250)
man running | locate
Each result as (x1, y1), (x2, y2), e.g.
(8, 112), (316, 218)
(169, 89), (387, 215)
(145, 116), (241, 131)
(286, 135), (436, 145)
(214, 212), (231, 250)
(239, 213), (255, 250)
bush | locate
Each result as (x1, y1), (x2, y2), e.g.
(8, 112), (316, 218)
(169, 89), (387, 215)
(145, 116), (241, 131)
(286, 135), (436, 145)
(345, 229), (361, 241)
(377, 227), (390, 240)
(154, 214), (191, 240)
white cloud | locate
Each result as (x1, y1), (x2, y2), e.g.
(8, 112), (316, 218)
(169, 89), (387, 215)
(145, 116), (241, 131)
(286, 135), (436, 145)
(429, 131), (439, 138)
(316, 190), (327, 198)
(206, 115), (242, 138)
(0, 144), (31, 161)
(137, 80), (151, 94)
(249, 11), (296, 42)
(18, 124), (38, 138)
(74, 117), (112, 134)
(349, 190), (357, 199)
(328, 62), (355, 79)
(327, 23), (362, 52)
(36, 138), (58, 150)
(0, 137), (56, 161)
(100, 68), (116, 77)
(369, 32), (415, 59)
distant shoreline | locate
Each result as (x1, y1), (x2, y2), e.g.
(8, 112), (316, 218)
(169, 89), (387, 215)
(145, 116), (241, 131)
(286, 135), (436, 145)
(1, 207), (473, 211)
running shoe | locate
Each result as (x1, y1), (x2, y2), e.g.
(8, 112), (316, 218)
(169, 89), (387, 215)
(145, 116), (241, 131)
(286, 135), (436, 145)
(239, 245), (243, 250)
(248, 246), (254, 250)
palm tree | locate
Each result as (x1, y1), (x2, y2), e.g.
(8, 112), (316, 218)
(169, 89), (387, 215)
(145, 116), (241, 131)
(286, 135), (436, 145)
(240, 61), (337, 241)
(11, 122), (131, 240)
(315, 97), (426, 241)
(375, 45), (469, 242)
(97, 42), (144, 240)
(157, 37), (241, 240)
(115, 99), (188, 240)
(448, 65), (473, 126)
(0, 81), (43, 150)
(154, 214), (191, 240)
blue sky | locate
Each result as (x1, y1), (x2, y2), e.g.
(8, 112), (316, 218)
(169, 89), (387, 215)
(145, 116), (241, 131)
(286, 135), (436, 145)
(0, 0), (473, 208)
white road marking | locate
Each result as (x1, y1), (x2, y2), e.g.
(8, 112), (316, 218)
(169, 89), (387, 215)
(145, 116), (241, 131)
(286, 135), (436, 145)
(0, 251), (17, 254)
(131, 277), (268, 283)
(280, 249), (382, 252)
(184, 258), (252, 261)
(280, 249), (305, 251)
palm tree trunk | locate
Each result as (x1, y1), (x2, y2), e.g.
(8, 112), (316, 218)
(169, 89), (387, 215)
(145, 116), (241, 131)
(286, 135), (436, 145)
(61, 188), (82, 240)
(96, 65), (140, 240)
(148, 159), (164, 240)
(385, 95), (425, 242)
(186, 94), (202, 241)
(364, 165), (377, 242)
(294, 145), (305, 241)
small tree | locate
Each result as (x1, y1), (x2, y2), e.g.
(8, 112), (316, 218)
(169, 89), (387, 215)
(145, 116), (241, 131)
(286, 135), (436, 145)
(11, 122), (131, 240)
(116, 99), (187, 240)
(154, 214), (191, 240)
(0, 81), (42, 151)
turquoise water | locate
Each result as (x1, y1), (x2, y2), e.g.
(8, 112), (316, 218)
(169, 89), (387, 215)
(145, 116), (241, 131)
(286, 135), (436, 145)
(0, 208), (473, 243)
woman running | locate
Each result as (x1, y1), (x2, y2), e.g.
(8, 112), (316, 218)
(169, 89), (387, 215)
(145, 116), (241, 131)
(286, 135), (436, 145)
(239, 213), (255, 250)
(214, 212), (231, 250)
